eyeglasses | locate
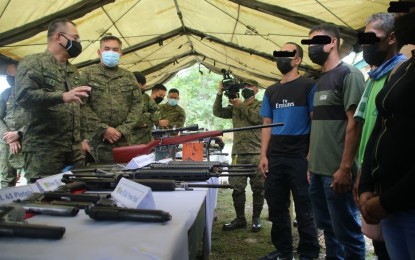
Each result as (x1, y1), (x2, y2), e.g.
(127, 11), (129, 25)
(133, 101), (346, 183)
(59, 32), (81, 42)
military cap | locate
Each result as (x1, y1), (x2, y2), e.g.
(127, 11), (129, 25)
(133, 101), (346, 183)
(242, 79), (258, 87)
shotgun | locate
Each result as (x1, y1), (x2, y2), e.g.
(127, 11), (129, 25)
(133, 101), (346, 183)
(113, 123), (283, 163)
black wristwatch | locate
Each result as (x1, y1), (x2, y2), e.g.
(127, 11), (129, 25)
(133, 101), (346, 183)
(17, 131), (23, 140)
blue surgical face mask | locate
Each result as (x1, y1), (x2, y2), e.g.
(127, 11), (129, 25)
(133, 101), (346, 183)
(168, 98), (178, 106)
(101, 51), (120, 67)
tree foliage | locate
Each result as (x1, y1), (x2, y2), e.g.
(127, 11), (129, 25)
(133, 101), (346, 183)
(164, 64), (265, 132)
(165, 64), (231, 131)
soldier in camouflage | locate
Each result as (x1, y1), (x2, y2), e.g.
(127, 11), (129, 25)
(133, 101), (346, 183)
(150, 83), (168, 127)
(131, 72), (160, 144)
(80, 36), (143, 163)
(15, 19), (91, 180)
(213, 79), (264, 232)
(159, 88), (186, 130)
(0, 63), (26, 188)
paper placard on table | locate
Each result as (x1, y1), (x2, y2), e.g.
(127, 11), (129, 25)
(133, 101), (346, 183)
(0, 184), (39, 205)
(35, 172), (69, 192)
(111, 177), (156, 209)
(126, 153), (156, 170)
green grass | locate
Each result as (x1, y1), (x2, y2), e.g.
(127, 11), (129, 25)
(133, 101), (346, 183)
(209, 188), (275, 260)
(209, 185), (376, 260)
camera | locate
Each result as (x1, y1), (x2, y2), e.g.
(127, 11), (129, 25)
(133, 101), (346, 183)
(221, 69), (243, 99)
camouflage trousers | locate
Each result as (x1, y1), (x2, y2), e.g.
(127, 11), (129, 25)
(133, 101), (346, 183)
(89, 135), (130, 164)
(230, 153), (264, 219)
(23, 143), (84, 181)
(131, 126), (152, 145)
(0, 142), (24, 188)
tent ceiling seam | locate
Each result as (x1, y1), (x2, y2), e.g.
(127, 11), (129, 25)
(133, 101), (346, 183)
(174, 0), (195, 53)
(0, 0), (11, 18)
(124, 35), (184, 70)
(314, 0), (352, 29)
(206, 0), (281, 49)
(228, 0), (357, 43)
(0, 0), (115, 46)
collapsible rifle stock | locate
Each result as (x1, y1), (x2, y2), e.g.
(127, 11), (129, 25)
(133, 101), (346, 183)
(113, 123), (283, 163)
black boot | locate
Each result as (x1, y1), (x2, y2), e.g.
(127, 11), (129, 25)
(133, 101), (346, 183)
(222, 217), (247, 231)
(252, 217), (262, 232)
(222, 201), (246, 231)
(252, 202), (263, 232)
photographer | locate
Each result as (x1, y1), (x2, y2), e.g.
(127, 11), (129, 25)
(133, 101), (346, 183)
(213, 78), (264, 232)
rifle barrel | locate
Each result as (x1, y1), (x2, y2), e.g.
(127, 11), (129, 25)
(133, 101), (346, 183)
(146, 164), (254, 172)
(132, 169), (252, 181)
(184, 183), (233, 189)
(131, 179), (233, 190)
(222, 122), (283, 133)
(167, 161), (256, 168)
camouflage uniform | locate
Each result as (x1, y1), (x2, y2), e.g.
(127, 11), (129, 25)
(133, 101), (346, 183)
(80, 64), (143, 163)
(213, 93), (264, 221)
(0, 86), (26, 188)
(131, 92), (160, 144)
(15, 51), (84, 179)
(159, 103), (186, 129)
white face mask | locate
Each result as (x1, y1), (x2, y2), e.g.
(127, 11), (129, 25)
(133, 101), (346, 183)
(168, 98), (178, 106)
(101, 51), (120, 67)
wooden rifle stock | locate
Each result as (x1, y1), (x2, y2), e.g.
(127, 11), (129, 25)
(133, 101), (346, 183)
(113, 123), (283, 163)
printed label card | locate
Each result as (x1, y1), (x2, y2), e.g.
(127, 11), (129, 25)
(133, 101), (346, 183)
(35, 172), (69, 192)
(0, 184), (38, 205)
(111, 177), (156, 209)
(126, 153), (156, 170)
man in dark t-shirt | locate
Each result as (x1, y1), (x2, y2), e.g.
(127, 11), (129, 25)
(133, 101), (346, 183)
(259, 42), (320, 260)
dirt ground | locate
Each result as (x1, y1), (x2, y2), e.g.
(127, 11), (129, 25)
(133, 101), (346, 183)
(209, 183), (375, 260)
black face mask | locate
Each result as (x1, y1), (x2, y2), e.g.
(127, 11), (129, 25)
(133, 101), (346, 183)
(60, 34), (82, 58)
(308, 45), (329, 65)
(6, 75), (15, 88)
(363, 42), (388, 67)
(276, 57), (293, 74)
(154, 96), (164, 104)
(241, 88), (255, 100)
(394, 12), (415, 46)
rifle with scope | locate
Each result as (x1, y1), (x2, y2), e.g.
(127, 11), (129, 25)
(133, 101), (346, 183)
(113, 123), (283, 163)
(151, 124), (199, 138)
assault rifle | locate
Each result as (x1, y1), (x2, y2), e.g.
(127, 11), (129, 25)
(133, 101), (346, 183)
(167, 160), (256, 168)
(0, 205), (66, 239)
(130, 168), (252, 181)
(145, 163), (255, 173)
(62, 173), (235, 191)
(113, 123), (283, 163)
(63, 167), (253, 182)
